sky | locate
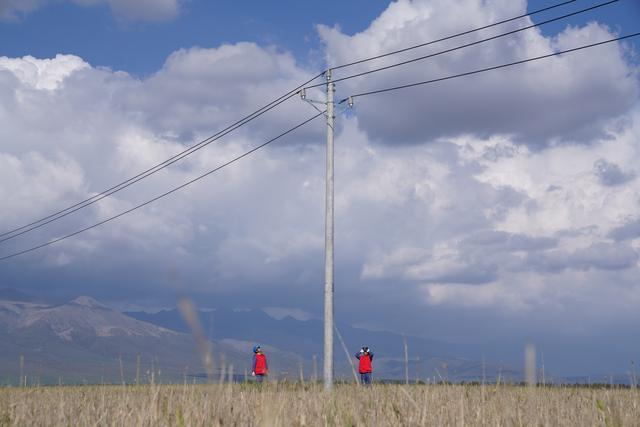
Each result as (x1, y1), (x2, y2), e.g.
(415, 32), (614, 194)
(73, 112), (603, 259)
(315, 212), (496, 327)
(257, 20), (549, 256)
(1, 0), (639, 375)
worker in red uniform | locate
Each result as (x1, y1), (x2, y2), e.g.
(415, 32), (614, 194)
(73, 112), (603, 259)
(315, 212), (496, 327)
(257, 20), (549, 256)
(355, 346), (374, 385)
(252, 345), (268, 383)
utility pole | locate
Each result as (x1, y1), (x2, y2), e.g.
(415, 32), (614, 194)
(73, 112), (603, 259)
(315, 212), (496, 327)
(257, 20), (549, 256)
(300, 69), (337, 391)
(323, 69), (335, 391)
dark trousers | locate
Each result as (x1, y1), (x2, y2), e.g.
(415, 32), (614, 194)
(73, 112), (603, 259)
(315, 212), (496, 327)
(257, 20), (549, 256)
(360, 372), (371, 385)
(256, 374), (265, 383)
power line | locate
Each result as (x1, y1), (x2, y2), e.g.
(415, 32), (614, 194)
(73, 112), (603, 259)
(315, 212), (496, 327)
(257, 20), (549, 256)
(305, 0), (618, 90)
(0, 93), (295, 244)
(0, 73), (324, 243)
(5, 32), (634, 263)
(332, 0), (579, 71)
(343, 32), (640, 100)
(0, 111), (325, 262)
(0, 0), (583, 242)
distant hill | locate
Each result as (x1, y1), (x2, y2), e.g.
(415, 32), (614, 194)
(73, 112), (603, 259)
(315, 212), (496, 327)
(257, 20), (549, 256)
(0, 297), (262, 385)
(125, 307), (458, 356)
(125, 307), (522, 382)
(0, 294), (524, 384)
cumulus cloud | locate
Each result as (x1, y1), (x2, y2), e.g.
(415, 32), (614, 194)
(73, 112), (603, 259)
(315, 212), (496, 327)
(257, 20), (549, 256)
(0, 151), (85, 227)
(121, 43), (319, 140)
(0, 54), (89, 90)
(0, 47), (325, 294)
(0, 0), (182, 22)
(318, 0), (638, 146)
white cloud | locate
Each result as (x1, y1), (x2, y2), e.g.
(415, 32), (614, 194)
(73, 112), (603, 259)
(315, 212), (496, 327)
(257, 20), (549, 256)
(470, 109), (640, 238)
(0, 54), (88, 90)
(121, 43), (318, 139)
(319, 1), (638, 145)
(0, 47), (324, 270)
(0, 151), (85, 226)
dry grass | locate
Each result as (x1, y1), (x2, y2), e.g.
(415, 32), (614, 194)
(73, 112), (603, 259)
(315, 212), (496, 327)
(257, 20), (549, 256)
(0, 382), (638, 426)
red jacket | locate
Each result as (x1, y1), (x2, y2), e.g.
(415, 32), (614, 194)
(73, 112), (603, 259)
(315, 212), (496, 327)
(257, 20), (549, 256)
(358, 354), (372, 374)
(254, 353), (267, 375)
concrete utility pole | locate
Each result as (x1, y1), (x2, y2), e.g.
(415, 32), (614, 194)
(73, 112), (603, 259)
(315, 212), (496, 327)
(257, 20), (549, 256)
(300, 69), (337, 390)
(323, 69), (335, 391)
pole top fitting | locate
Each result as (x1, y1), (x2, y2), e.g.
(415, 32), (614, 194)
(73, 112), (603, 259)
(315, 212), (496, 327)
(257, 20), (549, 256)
(299, 88), (306, 100)
(325, 69), (332, 81)
(347, 96), (354, 108)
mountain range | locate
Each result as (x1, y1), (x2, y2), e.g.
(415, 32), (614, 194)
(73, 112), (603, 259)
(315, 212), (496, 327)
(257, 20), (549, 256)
(0, 290), (525, 384)
(125, 306), (521, 382)
(0, 295), (249, 385)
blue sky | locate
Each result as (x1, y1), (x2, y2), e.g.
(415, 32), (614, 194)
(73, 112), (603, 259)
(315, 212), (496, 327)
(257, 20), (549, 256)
(1, 0), (639, 376)
(1, 0), (389, 76)
(1, 0), (638, 76)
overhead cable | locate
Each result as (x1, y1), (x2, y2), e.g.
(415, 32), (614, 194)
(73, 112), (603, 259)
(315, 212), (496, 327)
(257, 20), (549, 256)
(332, 0), (579, 71)
(0, 111), (325, 262)
(6, 32), (636, 261)
(0, 73), (324, 243)
(342, 32), (640, 100)
(0, 0), (586, 242)
(305, 0), (618, 90)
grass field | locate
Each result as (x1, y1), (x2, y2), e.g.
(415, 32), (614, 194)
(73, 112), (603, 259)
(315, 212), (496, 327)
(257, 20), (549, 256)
(0, 383), (638, 426)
